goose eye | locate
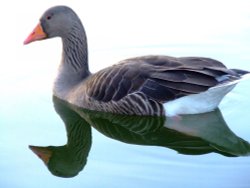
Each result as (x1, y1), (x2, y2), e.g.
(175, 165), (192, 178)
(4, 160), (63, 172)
(46, 14), (53, 20)
(46, 15), (52, 20)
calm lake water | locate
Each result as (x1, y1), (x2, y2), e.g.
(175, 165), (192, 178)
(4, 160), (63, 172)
(0, 45), (250, 188)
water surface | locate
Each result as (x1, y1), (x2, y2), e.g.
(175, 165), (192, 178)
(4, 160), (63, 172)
(1, 45), (250, 188)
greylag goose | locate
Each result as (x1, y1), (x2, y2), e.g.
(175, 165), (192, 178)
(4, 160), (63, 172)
(24, 5), (249, 116)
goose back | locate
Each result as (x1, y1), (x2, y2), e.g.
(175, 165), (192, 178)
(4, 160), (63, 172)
(67, 55), (244, 116)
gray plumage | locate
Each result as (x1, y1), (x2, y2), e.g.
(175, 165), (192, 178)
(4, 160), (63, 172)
(24, 5), (250, 116)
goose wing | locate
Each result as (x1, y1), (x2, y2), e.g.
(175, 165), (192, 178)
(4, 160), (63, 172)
(86, 55), (239, 103)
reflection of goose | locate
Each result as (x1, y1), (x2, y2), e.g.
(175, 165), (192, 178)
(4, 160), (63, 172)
(30, 96), (250, 178)
(24, 5), (249, 116)
(29, 97), (92, 178)
(164, 111), (250, 156)
(78, 102), (250, 157)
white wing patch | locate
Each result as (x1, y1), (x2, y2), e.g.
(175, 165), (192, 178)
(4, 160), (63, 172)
(164, 72), (250, 116)
(164, 84), (236, 116)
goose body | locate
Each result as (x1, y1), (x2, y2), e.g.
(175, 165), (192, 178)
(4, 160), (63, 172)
(24, 5), (249, 116)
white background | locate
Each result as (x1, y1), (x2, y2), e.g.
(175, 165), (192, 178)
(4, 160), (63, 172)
(1, 0), (250, 94)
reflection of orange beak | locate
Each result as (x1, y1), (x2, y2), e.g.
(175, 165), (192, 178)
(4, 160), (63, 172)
(23, 23), (47, 45)
(29, 145), (52, 165)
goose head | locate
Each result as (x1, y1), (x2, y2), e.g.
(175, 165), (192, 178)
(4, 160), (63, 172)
(24, 6), (81, 44)
(29, 145), (87, 178)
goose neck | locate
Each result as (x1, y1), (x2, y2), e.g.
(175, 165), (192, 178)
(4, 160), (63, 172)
(53, 25), (90, 99)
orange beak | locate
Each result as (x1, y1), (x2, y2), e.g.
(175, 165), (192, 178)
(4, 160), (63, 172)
(23, 23), (47, 45)
(29, 145), (52, 165)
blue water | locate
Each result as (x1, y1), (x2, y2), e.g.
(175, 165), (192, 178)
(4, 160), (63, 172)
(1, 44), (250, 188)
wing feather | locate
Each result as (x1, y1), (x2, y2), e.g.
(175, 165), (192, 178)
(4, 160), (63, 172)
(86, 55), (241, 103)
